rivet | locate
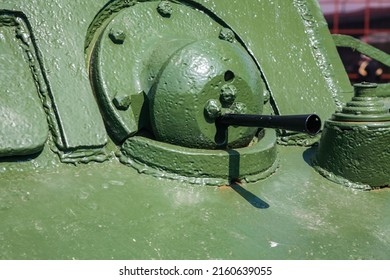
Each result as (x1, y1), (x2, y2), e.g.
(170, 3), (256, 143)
(219, 28), (235, 43)
(220, 84), (237, 105)
(157, 1), (173, 17)
(204, 99), (222, 120)
(109, 28), (126, 44)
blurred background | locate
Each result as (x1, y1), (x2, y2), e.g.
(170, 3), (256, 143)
(319, 0), (390, 83)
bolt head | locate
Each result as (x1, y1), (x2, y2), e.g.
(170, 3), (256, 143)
(204, 99), (222, 120)
(220, 84), (237, 105)
(113, 94), (131, 110)
(219, 28), (235, 43)
(157, 1), (173, 17)
(109, 29), (126, 44)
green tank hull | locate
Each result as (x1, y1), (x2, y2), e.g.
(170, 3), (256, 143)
(0, 0), (389, 259)
(1, 146), (390, 259)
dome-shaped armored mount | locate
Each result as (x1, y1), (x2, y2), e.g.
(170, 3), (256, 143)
(89, 0), (270, 149)
(89, 1), (320, 184)
(90, 2), (320, 149)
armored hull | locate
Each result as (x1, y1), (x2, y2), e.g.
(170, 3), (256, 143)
(0, 0), (389, 259)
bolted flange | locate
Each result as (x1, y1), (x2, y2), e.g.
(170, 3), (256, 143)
(91, 1), (259, 143)
(120, 129), (278, 186)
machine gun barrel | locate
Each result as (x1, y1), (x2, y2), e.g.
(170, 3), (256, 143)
(217, 114), (322, 135)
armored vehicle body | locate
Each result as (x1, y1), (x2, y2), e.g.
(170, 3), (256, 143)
(0, 0), (389, 259)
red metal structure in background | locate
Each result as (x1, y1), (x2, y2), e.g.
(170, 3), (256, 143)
(319, 0), (390, 82)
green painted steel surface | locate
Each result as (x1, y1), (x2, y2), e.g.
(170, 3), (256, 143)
(150, 39), (264, 149)
(196, 0), (353, 119)
(1, 1), (107, 153)
(120, 130), (277, 186)
(0, 15), (48, 156)
(0, 0), (389, 260)
(90, 1), (236, 143)
(315, 83), (390, 188)
(1, 0), (351, 154)
(316, 121), (390, 189)
(1, 146), (390, 259)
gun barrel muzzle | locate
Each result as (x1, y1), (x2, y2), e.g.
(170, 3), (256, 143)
(217, 114), (322, 135)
